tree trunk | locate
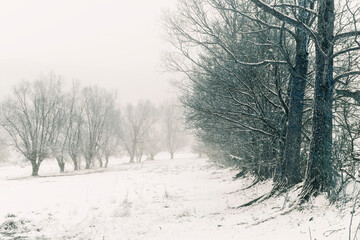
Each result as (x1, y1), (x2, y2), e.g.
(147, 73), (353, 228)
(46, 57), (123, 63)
(150, 153), (154, 160)
(283, 13), (309, 186)
(85, 156), (92, 169)
(104, 156), (109, 168)
(59, 162), (65, 173)
(85, 151), (94, 169)
(74, 161), (79, 170)
(129, 144), (136, 163)
(129, 154), (135, 163)
(31, 160), (40, 176)
(72, 156), (79, 171)
(56, 156), (65, 173)
(302, 0), (335, 198)
(170, 152), (174, 159)
(98, 157), (103, 168)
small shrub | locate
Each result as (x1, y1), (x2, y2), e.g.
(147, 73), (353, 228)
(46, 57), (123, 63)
(0, 220), (18, 231)
(5, 213), (16, 218)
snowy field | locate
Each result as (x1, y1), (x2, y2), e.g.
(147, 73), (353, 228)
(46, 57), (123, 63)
(0, 152), (358, 240)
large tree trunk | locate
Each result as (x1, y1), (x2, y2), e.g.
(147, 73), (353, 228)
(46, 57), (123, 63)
(302, 0), (335, 198)
(31, 160), (40, 176)
(170, 151), (174, 159)
(283, 15), (309, 186)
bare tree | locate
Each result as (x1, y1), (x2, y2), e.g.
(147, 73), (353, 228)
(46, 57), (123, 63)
(96, 108), (121, 168)
(163, 102), (186, 159)
(142, 121), (164, 160)
(165, 0), (360, 197)
(120, 100), (157, 163)
(209, 0), (312, 188)
(0, 75), (64, 176)
(164, 0), (291, 181)
(247, 0), (360, 198)
(49, 92), (68, 173)
(81, 86), (117, 169)
(65, 82), (84, 170)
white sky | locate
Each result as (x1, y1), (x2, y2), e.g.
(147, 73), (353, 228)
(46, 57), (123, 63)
(0, 0), (177, 104)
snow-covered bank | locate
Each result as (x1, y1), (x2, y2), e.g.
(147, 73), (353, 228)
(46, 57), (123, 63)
(0, 154), (358, 239)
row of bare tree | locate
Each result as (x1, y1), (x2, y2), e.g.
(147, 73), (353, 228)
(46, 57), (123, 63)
(164, 0), (360, 199)
(0, 74), (187, 176)
(122, 99), (187, 163)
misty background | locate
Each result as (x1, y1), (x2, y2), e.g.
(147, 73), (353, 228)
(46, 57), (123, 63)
(0, 0), (176, 103)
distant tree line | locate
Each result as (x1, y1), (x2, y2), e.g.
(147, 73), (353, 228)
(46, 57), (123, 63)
(0, 74), (188, 176)
(164, 0), (360, 200)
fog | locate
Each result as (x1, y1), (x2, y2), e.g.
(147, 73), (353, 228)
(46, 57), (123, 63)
(0, 0), (176, 103)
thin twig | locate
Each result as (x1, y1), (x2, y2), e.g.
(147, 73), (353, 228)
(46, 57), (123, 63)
(349, 188), (360, 240)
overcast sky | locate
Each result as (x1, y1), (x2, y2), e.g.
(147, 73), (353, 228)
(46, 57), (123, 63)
(0, 0), (177, 103)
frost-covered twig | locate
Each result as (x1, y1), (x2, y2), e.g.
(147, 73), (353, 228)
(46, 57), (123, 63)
(341, 168), (360, 183)
(323, 228), (345, 237)
(349, 187), (360, 240)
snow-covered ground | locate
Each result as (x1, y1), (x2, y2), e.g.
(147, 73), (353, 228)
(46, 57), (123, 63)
(0, 152), (358, 239)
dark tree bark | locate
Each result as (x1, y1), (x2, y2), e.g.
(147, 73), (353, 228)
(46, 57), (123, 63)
(302, 0), (335, 197)
(283, 18), (309, 186)
(31, 160), (40, 176)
